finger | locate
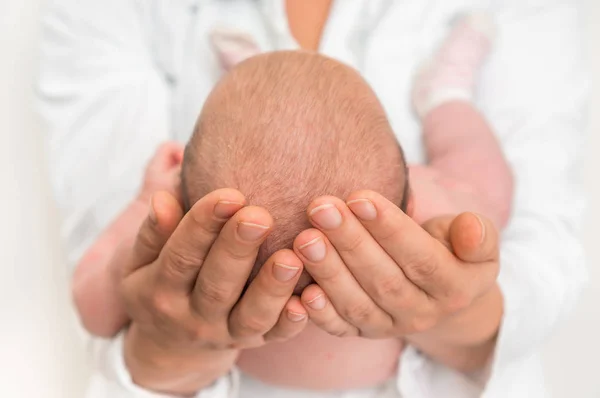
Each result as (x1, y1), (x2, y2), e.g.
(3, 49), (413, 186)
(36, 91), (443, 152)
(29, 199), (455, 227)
(421, 215), (454, 251)
(263, 296), (308, 342)
(450, 213), (499, 263)
(192, 206), (273, 322)
(345, 190), (462, 300)
(228, 249), (304, 339)
(157, 188), (246, 292)
(166, 165), (184, 205)
(148, 142), (185, 172)
(300, 285), (359, 338)
(424, 213), (499, 298)
(124, 191), (183, 277)
(450, 213), (500, 297)
(168, 144), (185, 166)
(305, 197), (428, 319)
(293, 229), (394, 336)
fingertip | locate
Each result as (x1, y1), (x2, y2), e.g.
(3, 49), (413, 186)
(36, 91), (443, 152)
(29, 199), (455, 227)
(306, 196), (345, 216)
(271, 249), (304, 271)
(214, 188), (247, 205)
(451, 213), (484, 250)
(235, 205), (274, 228)
(345, 190), (399, 220)
(300, 284), (325, 304)
(293, 228), (324, 249)
(152, 191), (184, 231)
(451, 212), (497, 262)
(189, 188), (246, 221)
(286, 296), (307, 321)
(345, 189), (380, 204)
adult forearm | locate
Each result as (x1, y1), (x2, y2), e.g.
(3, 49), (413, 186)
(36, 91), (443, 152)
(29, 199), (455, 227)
(124, 325), (238, 396)
(405, 284), (503, 373)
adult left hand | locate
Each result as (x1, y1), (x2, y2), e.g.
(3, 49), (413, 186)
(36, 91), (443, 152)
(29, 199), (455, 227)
(293, 190), (500, 340)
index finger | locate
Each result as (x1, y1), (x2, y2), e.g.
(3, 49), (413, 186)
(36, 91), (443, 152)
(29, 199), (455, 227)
(125, 191), (183, 277)
(156, 188), (246, 293)
(345, 190), (470, 300)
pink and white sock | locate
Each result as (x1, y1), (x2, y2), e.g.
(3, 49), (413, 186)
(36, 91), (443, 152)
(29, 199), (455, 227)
(412, 12), (496, 119)
(210, 28), (262, 72)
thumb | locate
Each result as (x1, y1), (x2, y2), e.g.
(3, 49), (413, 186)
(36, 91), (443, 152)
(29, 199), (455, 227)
(123, 191), (184, 277)
(449, 212), (499, 263)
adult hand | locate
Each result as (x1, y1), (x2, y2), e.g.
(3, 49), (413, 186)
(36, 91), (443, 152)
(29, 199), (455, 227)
(293, 190), (501, 370)
(120, 189), (308, 395)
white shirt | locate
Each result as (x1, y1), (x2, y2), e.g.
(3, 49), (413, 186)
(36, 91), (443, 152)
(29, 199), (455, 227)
(37, 0), (588, 397)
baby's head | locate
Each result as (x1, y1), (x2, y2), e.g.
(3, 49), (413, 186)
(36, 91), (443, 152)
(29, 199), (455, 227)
(182, 51), (408, 291)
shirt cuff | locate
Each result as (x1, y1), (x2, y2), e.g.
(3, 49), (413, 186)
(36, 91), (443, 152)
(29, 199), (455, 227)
(89, 331), (239, 398)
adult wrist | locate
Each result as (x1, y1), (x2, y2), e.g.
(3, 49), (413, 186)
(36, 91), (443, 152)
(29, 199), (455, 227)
(405, 284), (502, 372)
(124, 325), (239, 396)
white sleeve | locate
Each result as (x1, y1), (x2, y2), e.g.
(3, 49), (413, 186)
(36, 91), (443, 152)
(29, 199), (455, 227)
(398, 1), (588, 397)
(484, 0), (587, 372)
(85, 333), (239, 398)
(37, 0), (171, 270)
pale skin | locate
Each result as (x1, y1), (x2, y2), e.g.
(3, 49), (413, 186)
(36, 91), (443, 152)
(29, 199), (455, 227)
(73, 134), (505, 394)
(115, 184), (502, 395)
(71, 3), (508, 395)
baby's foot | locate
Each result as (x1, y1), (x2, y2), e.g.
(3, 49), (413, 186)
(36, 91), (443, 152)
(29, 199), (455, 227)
(210, 28), (262, 71)
(412, 12), (496, 119)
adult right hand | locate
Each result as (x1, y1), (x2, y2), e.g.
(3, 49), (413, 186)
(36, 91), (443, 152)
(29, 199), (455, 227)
(119, 189), (307, 395)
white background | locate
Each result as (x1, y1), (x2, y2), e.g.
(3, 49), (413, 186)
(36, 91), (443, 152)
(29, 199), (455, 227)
(0, 1), (598, 397)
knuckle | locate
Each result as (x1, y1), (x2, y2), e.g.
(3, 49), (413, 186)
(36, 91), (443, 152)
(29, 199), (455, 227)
(166, 249), (201, 276)
(375, 274), (405, 302)
(335, 233), (365, 255)
(340, 302), (373, 325)
(232, 315), (270, 338)
(149, 291), (176, 318)
(376, 210), (402, 243)
(255, 273), (289, 299)
(197, 279), (233, 305)
(222, 241), (255, 262)
(189, 206), (222, 234)
(407, 252), (438, 280)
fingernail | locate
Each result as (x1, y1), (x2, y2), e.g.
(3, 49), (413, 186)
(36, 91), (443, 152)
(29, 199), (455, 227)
(309, 204), (342, 230)
(306, 294), (326, 310)
(148, 196), (157, 223)
(273, 263), (300, 282)
(473, 213), (486, 244)
(347, 199), (377, 221)
(214, 201), (244, 219)
(237, 222), (269, 241)
(298, 237), (326, 262)
(287, 310), (307, 322)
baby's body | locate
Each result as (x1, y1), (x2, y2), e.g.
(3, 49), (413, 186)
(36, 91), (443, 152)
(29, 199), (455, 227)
(72, 14), (512, 392)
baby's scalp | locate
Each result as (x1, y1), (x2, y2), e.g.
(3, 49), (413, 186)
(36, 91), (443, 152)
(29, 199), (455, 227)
(182, 51), (408, 289)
